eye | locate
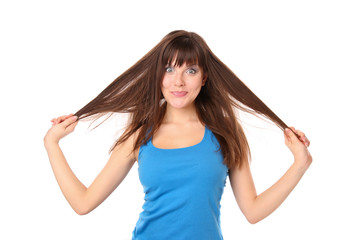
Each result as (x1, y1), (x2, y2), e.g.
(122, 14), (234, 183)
(165, 66), (174, 73)
(186, 68), (197, 74)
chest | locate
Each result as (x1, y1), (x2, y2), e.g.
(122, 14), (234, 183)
(138, 139), (228, 194)
(137, 127), (228, 194)
(151, 124), (206, 149)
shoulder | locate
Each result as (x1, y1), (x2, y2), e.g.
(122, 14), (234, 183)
(112, 127), (142, 164)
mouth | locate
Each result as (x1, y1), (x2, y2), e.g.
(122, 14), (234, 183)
(171, 91), (187, 97)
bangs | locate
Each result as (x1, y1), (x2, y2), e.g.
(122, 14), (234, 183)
(162, 36), (206, 68)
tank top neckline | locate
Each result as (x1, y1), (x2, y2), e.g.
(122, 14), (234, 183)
(149, 125), (208, 151)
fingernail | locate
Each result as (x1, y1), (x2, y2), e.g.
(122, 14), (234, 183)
(72, 116), (78, 121)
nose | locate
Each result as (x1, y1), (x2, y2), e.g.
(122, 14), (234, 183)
(174, 73), (185, 86)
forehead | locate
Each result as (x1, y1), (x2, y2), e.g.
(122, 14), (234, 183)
(164, 51), (199, 67)
(162, 37), (204, 67)
(166, 60), (198, 67)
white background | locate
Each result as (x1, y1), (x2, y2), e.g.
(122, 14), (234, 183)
(1, 0), (359, 239)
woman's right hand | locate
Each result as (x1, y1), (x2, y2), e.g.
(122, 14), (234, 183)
(44, 113), (79, 147)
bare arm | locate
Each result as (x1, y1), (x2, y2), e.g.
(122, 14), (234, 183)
(44, 114), (137, 215)
(229, 126), (312, 224)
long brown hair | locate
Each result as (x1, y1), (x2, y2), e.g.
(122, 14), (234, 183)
(74, 30), (297, 170)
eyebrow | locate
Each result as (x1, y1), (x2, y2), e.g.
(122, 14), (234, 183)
(165, 63), (199, 68)
(187, 64), (199, 68)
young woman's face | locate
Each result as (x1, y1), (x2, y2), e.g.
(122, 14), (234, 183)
(161, 62), (206, 110)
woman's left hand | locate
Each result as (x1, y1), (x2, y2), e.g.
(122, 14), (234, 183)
(284, 127), (312, 170)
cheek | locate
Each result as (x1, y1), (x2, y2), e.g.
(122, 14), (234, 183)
(189, 79), (203, 90)
(162, 77), (172, 89)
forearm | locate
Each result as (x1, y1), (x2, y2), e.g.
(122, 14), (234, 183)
(250, 161), (309, 223)
(45, 142), (87, 214)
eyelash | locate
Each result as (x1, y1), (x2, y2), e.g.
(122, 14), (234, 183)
(187, 68), (197, 74)
(165, 67), (174, 73)
(164, 67), (198, 74)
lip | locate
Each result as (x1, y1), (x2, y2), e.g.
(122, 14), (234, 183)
(171, 91), (187, 97)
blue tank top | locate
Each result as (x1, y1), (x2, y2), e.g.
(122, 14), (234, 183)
(132, 125), (229, 240)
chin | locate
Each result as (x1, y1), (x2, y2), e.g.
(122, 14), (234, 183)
(168, 103), (186, 109)
(167, 100), (193, 109)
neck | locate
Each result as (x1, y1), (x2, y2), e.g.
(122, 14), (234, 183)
(162, 102), (199, 125)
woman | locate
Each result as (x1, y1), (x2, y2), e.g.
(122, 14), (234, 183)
(44, 30), (312, 239)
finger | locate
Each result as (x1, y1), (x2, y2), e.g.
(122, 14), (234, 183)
(65, 120), (78, 134)
(60, 115), (78, 128)
(304, 137), (310, 147)
(296, 130), (309, 145)
(301, 138), (309, 146)
(287, 127), (299, 138)
(288, 128), (310, 147)
(285, 127), (301, 144)
(284, 128), (293, 143)
(56, 114), (74, 124)
(297, 131), (305, 137)
(289, 127), (304, 141)
(54, 115), (67, 124)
